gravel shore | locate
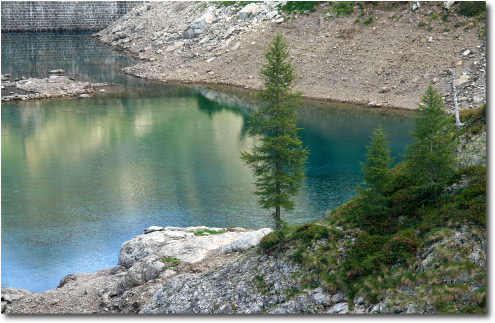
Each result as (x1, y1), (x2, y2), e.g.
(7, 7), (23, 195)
(95, 1), (486, 111)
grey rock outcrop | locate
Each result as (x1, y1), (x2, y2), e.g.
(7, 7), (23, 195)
(1, 287), (33, 313)
(238, 3), (260, 20)
(4, 226), (272, 314)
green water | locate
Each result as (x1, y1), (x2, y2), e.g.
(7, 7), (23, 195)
(1, 32), (415, 292)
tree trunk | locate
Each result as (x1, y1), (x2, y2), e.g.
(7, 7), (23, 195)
(275, 157), (281, 230)
(452, 71), (464, 129)
(275, 205), (281, 230)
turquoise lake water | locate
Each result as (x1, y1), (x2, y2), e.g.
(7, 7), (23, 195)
(1, 32), (415, 292)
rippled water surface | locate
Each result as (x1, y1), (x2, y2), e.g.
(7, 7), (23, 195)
(1, 32), (415, 292)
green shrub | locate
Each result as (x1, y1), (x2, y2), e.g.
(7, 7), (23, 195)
(190, 228), (225, 236)
(292, 223), (329, 243)
(160, 257), (181, 269)
(459, 104), (486, 124)
(460, 304), (485, 314)
(454, 166), (486, 225)
(213, 1), (260, 8)
(259, 231), (281, 251)
(457, 1), (486, 17)
(418, 21), (427, 27)
(277, 1), (318, 14)
(390, 188), (419, 217)
(385, 162), (413, 193)
(342, 233), (388, 280)
(383, 229), (419, 262)
(327, 199), (360, 223)
(478, 26), (486, 40)
(363, 17), (373, 25)
(327, 1), (355, 17)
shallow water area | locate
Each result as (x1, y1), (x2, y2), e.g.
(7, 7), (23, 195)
(1, 32), (414, 293)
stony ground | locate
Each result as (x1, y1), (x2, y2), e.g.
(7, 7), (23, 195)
(3, 221), (485, 315)
(1, 71), (110, 102)
(140, 224), (485, 314)
(95, 1), (486, 111)
(2, 226), (271, 314)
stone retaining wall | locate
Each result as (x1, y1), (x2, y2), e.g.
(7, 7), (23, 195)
(1, 1), (141, 32)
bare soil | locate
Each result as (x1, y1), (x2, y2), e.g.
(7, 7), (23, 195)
(97, 2), (486, 111)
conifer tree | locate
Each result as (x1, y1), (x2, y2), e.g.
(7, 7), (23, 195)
(361, 125), (394, 196)
(356, 126), (394, 233)
(404, 82), (455, 197)
(241, 34), (308, 230)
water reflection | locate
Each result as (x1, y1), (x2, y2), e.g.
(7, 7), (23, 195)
(1, 32), (415, 293)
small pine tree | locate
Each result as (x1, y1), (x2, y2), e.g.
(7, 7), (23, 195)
(356, 126), (395, 234)
(241, 34), (308, 230)
(404, 82), (455, 198)
(361, 125), (394, 196)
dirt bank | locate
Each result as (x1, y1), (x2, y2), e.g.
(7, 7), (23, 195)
(95, 1), (485, 111)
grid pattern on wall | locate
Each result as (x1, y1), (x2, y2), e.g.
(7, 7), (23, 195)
(1, 1), (141, 32)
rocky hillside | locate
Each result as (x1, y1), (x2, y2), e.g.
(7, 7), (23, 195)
(141, 224), (486, 314)
(95, 1), (486, 111)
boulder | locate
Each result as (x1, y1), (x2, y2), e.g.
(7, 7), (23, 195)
(327, 302), (349, 314)
(118, 231), (171, 268)
(165, 41), (184, 52)
(183, 10), (215, 39)
(183, 28), (203, 39)
(1, 287), (32, 304)
(444, 1), (455, 10)
(121, 260), (164, 289)
(266, 11), (278, 19)
(221, 228), (272, 253)
(332, 291), (347, 303)
(239, 3), (260, 20)
(368, 100), (378, 107)
(78, 94), (91, 99)
(190, 11), (215, 30)
(455, 74), (470, 87)
(379, 86), (391, 93)
(312, 288), (330, 306)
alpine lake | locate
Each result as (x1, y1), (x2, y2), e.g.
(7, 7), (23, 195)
(1, 32), (415, 292)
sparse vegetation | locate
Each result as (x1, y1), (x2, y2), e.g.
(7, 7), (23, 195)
(277, 1), (319, 14)
(326, 1), (355, 17)
(457, 1), (486, 17)
(363, 17), (372, 25)
(159, 257), (181, 269)
(189, 228), (226, 236)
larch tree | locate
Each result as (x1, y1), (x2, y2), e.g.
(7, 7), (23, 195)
(241, 34), (308, 230)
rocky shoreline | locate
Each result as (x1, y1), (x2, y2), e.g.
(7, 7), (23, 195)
(95, 1), (486, 111)
(2, 220), (485, 315)
(1, 71), (111, 102)
(1, 226), (272, 314)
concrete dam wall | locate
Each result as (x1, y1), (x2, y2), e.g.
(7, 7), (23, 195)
(1, 1), (141, 32)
